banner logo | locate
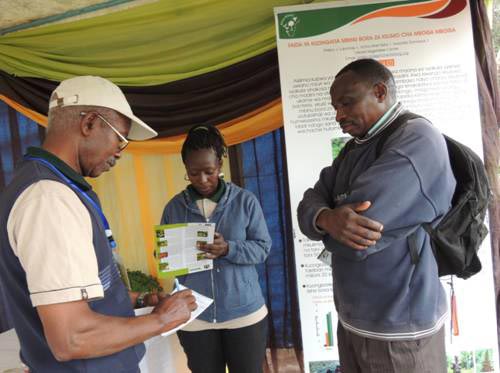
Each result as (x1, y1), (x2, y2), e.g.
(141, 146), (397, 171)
(280, 14), (300, 37)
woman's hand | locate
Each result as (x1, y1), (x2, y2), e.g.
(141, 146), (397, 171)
(199, 232), (229, 259)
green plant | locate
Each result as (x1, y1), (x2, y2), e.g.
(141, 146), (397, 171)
(127, 270), (163, 293)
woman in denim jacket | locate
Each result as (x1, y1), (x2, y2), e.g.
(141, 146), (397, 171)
(160, 125), (272, 373)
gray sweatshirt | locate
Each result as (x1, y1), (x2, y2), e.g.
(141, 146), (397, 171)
(298, 114), (456, 340)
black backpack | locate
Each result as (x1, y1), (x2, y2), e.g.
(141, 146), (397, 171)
(340, 112), (491, 279)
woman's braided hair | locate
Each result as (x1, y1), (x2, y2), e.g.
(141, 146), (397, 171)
(181, 125), (227, 163)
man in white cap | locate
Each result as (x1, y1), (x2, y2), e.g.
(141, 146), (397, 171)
(0, 76), (197, 372)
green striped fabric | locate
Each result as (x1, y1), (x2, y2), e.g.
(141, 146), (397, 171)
(0, 0), (308, 86)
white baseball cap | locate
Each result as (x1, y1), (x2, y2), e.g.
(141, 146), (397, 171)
(49, 76), (157, 140)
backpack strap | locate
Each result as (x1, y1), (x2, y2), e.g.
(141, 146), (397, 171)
(408, 222), (438, 266)
(374, 111), (422, 158)
(407, 232), (420, 265)
(337, 111), (427, 267)
(374, 111), (426, 267)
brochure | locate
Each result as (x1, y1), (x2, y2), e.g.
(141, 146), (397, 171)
(154, 223), (215, 277)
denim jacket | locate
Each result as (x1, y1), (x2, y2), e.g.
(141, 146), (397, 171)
(160, 182), (271, 322)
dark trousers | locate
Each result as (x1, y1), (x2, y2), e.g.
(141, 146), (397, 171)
(177, 317), (268, 373)
(337, 322), (446, 373)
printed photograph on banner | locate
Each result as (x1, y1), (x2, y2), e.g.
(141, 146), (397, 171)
(448, 351), (475, 373)
(331, 137), (350, 160)
(309, 360), (340, 373)
(447, 349), (495, 373)
(475, 349), (495, 373)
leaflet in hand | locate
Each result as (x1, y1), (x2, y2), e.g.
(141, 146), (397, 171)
(154, 222), (215, 277)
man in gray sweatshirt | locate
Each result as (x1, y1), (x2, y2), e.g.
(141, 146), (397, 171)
(297, 59), (456, 373)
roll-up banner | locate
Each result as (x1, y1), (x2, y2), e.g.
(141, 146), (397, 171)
(274, 1), (499, 372)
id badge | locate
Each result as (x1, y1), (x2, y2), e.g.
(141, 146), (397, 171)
(317, 248), (332, 268)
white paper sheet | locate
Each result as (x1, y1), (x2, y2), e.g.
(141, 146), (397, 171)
(162, 284), (213, 336)
(134, 284), (213, 337)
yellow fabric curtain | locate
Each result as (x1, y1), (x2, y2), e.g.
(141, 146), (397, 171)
(0, 95), (48, 126)
(0, 95), (284, 153)
(126, 99), (284, 153)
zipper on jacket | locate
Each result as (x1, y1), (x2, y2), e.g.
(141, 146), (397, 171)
(207, 214), (217, 322)
(197, 206), (217, 322)
(210, 268), (217, 322)
(185, 191), (228, 323)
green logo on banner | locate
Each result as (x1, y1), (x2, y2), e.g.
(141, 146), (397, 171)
(277, 0), (436, 39)
(280, 14), (301, 37)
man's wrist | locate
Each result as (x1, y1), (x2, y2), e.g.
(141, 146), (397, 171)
(135, 292), (148, 308)
(314, 207), (329, 234)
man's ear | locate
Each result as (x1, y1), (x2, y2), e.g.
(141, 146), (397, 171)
(372, 82), (388, 102)
(80, 112), (96, 137)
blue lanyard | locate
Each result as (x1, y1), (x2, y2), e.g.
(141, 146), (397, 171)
(25, 156), (117, 249)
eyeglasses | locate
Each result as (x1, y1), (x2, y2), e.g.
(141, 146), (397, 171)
(80, 111), (129, 151)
